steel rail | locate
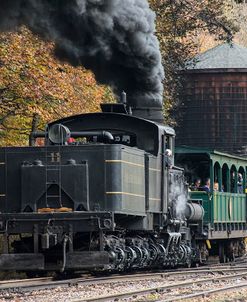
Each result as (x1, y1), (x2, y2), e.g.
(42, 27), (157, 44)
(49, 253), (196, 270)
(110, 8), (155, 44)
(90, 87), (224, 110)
(161, 282), (247, 301)
(1, 266), (247, 292)
(1, 262), (247, 299)
(0, 276), (53, 286)
(71, 271), (247, 302)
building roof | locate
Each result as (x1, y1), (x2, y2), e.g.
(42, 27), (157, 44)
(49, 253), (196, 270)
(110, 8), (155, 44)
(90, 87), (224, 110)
(187, 43), (247, 70)
(176, 146), (247, 166)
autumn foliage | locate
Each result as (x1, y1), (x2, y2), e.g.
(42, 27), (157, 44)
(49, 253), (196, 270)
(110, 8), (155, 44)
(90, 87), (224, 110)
(0, 27), (114, 146)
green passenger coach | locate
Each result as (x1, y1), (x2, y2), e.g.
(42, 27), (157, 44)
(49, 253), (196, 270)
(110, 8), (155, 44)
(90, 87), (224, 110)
(175, 146), (247, 262)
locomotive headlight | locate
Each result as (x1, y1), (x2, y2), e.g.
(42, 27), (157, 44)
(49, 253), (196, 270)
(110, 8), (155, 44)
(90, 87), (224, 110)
(48, 124), (71, 145)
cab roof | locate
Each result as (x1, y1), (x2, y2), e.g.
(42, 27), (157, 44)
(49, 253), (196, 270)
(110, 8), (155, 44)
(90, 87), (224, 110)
(176, 145), (247, 167)
(48, 112), (175, 155)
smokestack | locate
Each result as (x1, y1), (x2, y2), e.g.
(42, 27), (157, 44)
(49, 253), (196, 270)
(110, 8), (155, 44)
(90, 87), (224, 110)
(0, 0), (164, 123)
(121, 91), (127, 105)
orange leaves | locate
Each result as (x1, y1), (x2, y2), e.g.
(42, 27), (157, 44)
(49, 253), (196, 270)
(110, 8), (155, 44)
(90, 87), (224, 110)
(0, 26), (115, 146)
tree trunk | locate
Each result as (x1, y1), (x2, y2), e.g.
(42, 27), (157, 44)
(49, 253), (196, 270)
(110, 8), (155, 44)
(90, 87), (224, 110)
(29, 113), (40, 146)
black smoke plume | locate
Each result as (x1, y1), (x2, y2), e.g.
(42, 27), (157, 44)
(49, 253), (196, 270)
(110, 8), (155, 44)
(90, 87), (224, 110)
(0, 0), (164, 120)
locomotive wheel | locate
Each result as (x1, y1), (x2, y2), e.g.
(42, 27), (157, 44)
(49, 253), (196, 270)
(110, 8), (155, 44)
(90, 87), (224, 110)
(125, 246), (136, 267)
(149, 244), (159, 263)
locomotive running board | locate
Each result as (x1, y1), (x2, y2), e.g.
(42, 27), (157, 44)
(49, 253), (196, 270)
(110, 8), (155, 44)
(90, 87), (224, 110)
(0, 253), (44, 270)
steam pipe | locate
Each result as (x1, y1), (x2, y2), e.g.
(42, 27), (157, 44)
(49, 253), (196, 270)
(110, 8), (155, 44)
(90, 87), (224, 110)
(30, 130), (114, 145)
(70, 131), (114, 141)
(121, 91), (127, 104)
(121, 91), (132, 115)
(61, 235), (69, 273)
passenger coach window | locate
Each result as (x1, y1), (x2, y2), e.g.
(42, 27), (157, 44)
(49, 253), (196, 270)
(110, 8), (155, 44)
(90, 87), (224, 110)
(222, 164), (229, 192)
(214, 162), (221, 192)
(230, 167), (237, 193)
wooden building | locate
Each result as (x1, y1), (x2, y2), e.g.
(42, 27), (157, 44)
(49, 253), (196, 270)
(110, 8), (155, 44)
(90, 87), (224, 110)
(175, 43), (247, 155)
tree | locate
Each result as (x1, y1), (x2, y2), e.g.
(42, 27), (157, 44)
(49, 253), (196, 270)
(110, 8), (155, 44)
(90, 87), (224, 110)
(0, 26), (115, 146)
(149, 0), (238, 124)
(230, 1), (247, 47)
(0, 2), (239, 145)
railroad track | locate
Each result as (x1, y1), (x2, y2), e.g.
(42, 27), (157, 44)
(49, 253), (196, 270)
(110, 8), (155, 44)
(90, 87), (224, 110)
(1, 259), (247, 301)
(0, 266), (247, 301)
(1, 254), (246, 286)
(72, 270), (247, 302)
(1, 264), (247, 291)
(0, 276), (54, 291)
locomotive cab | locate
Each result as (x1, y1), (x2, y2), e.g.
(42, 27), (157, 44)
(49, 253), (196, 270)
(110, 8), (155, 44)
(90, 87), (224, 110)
(39, 112), (175, 219)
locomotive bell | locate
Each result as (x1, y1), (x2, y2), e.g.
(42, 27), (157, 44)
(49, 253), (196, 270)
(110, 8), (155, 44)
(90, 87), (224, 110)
(48, 124), (71, 144)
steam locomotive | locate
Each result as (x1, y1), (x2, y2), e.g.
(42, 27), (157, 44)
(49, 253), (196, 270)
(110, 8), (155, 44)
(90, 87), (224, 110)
(0, 100), (245, 273)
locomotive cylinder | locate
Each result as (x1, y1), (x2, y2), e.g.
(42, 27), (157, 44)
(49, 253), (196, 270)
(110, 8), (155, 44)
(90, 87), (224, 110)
(185, 202), (204, 222)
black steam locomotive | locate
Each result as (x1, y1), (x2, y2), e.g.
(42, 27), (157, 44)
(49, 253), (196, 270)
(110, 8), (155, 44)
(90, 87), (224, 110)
(0, 102), (221, 272)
